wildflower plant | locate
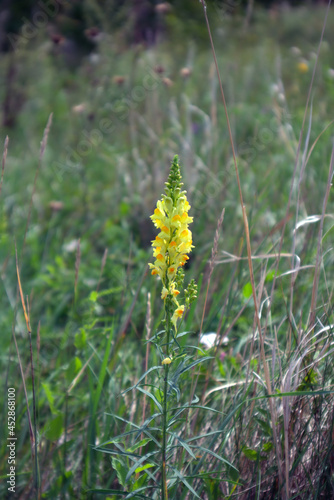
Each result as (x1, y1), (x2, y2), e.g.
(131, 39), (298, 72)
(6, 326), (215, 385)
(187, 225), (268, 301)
(149, 154), (196, 335)
(94, 156), (237, 499)
(149, 155), (198, 498)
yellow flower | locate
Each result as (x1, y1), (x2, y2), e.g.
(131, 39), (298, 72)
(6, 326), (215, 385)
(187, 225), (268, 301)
(297, 61), (308, 73)
(162, 357), (172, 365)
(149, 156), (194, 330)
(149, 167), (194, 285)
(172, 305), (185, 328)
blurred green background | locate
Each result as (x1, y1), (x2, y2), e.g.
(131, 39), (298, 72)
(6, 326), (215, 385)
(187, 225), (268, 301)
(1, 1), (334, 498)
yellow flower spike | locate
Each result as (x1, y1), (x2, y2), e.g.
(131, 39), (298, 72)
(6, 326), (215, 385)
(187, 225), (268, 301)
(149, 157), (198, 499)
(150, 155), (194, 328)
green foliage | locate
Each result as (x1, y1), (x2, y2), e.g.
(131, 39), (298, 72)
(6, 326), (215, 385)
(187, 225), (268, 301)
(1, 4), (334, 499)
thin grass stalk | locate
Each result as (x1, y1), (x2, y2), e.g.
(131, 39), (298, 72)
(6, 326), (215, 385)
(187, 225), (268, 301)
(289, 104), (313, 337)
(15, 246), (39, 498)
(36, 322), (41, 458)
(244, 269), (269, 449)
(199, 1), (285, 495)
(10, 119), (53, 478)
(67, 352), (95, 395)
(267, 0), (332, 340)
(304, 120), (334, 168)
(26, 297), (40, 498)
(189, 209), (225, 430)
(9, 318), (34, 442)
(139, 292), (152, 460)
(161, 296), (173, 500)
(21, 114), (52, 263)
(242, 212), (284, 490)
(245, 262), (268, 387)
(309, 142), (334, 327)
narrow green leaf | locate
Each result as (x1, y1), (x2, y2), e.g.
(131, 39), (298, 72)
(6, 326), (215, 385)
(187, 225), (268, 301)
(100, 413), (161, 448)
(186, 429), (226, 443)
(169, 466), (201, 499)
(178, 356), (213, 375)
(266, 389), (334, 397)
(134, 463), (155, 473)
(86, 489), (128, 496)
(176, 330), (192, 338)
(124, 486), (159, 499)
(254, 416), (272, 436)
(194, 445), (238, 472)
(87, 488), (154, 499)
(125, 451), (159, 483)
(136, 386), (163, 413)
(167, 432), (197, 459)
(122, 366), (163, 395)
(127, 438), (152, 453)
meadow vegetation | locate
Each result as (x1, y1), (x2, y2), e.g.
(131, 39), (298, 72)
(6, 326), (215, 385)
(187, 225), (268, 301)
(1, 4), (334, 499)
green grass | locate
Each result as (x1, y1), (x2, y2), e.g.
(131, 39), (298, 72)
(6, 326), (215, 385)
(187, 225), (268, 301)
(1, 5), (334, 499)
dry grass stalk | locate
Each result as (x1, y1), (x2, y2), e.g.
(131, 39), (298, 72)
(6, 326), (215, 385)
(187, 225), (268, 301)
(199, 1), (285, 495)
(309, 143), (334, 328)
(22, 113), (53, 263)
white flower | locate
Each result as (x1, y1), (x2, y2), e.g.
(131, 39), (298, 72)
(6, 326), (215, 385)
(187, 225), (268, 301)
(200, 333), (228, 349)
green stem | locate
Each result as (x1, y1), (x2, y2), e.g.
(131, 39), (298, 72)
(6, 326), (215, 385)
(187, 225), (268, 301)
(161, 297), (172, 500)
